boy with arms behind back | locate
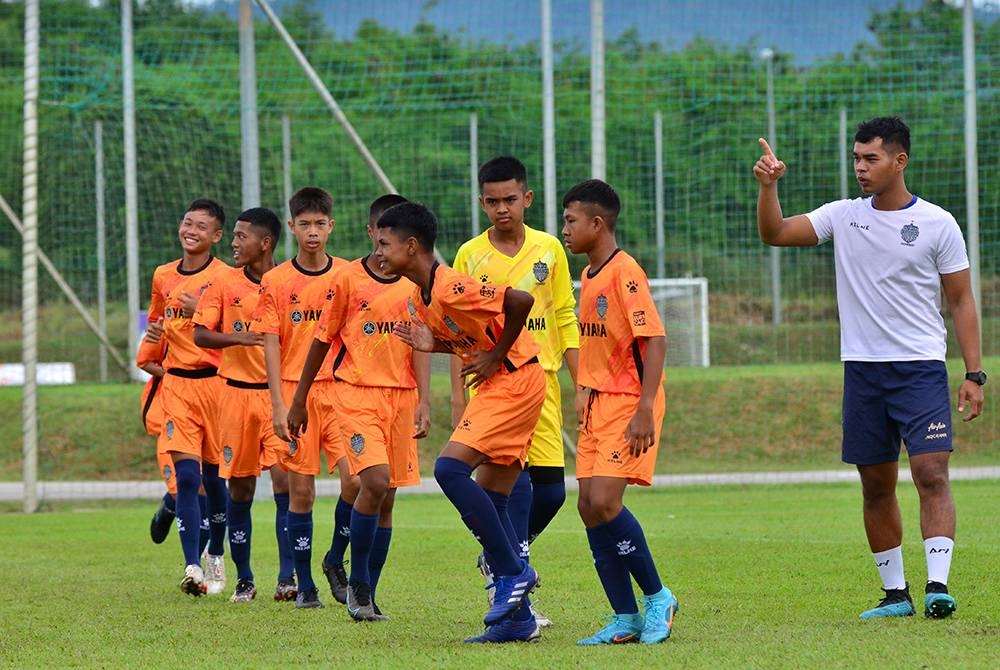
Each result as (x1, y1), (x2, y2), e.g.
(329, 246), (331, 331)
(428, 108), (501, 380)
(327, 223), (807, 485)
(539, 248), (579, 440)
(377, 202), (544, 643)
(255, 187), (358, 609)
(450, 157), (578, 626)
(561, 179), (678, 645)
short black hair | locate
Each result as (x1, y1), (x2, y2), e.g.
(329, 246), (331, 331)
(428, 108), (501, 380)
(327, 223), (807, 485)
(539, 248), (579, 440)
(562, 179), (621, 231)
(478, 156), (528, 190)
(236, 207), (281, 246)
(376, 202), (437, 252)
(187, 198), (225, 230)
(289, 187), (333, 218)
(855, 116), (910, 155)
(369, 194), (408, 226)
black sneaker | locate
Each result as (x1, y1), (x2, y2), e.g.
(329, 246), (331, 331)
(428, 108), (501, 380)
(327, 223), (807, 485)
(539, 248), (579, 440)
(924, 581), (957, 619)
(230, 579), (256, 603)
(859, 583), (915, 619)
(295, 587), (324, 609)
(149, 503), (175, 544)
(322, 559), (349, 604)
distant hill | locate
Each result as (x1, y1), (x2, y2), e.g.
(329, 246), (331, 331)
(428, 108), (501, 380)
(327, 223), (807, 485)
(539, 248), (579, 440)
(208, 0), (953, 64)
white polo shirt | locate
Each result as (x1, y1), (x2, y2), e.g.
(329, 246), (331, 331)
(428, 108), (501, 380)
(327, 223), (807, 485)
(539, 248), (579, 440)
(807, 196), (969, 362)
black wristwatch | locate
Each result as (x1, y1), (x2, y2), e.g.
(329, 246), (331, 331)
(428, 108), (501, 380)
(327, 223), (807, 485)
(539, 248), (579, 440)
(965, 370), (987, 386)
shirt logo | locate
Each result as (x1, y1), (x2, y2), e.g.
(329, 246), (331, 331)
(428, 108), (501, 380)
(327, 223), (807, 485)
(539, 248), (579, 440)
(165, 307), (174, 319)
(165, 420), (175, 439)
(626, 280), (638, 293)
(350, 432), (365, 455)
(290, 310), (303, 324)
(326, 289), (334, 300)
(162, 464), (172, 481)
(223, 446), (233, 464)
(900, 223), (919, 246)
(479, 274), (489, 283)
(596, 295), (609, 321)
(233, 321), (244, 332)
(362, 321), (376, 336)
(632, 310), (646, 327)
(288, 439), (298, 456)
(290, 293), (301, 304)
(231, 296), (242, 306)
(532, 260), (549, 283)
(407, 298), (417, 318)
(479, 285), (495, 299)
(443, 315), (461, 334)
(359, 299), (370, 311)
(452, 284), (465, 295)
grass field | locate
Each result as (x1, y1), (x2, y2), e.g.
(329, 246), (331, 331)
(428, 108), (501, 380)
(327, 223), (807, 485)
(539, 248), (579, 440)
(2, 357), (999, 482)
(1, 482), (999, 668)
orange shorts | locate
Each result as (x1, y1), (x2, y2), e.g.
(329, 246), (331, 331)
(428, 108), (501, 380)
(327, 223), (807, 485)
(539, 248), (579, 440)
(217, 380), (284, 479)
(279, 379), (344, 476)
(156, 371), (225, 464)
(451, 362), (545, 467)
(142, 377), (175, 495)
(576, 387), (666, 486)
(330, 381), (421, 489)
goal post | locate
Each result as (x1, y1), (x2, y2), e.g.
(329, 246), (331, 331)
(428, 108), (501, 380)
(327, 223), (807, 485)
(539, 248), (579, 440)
(574, 277), (710, 368)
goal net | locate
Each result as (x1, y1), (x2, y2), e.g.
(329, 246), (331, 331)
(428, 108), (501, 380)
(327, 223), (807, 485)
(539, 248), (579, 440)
(574, 277), (709, 368)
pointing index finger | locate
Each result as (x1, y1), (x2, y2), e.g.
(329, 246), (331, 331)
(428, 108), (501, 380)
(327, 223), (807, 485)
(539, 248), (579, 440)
(758, 137), (776, 158)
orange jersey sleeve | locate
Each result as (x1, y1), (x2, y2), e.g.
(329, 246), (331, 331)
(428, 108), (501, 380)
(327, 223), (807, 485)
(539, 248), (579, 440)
(578, 250), (665, 394)
(411, 263), (540, 369)
(194, 265), (268, 384)
(253, 256), (343, 382)
(135, 335), (166, 368)
(315, 257), (417, 388)
(149, 257), (228, 371)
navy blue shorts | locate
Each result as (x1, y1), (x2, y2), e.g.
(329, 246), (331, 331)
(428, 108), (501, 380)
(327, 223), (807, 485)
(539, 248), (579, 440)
(841, 361), (953, 465)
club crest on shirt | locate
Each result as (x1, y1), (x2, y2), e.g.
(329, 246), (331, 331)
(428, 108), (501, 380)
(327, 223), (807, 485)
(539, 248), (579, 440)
(443, 315), (461, 334)
(350, 433), (365, 455)
(407, 298), (417, 318)
(533, 260), (549, 283)
(900, 222), (919, 246)
(596, 294), (609, 321)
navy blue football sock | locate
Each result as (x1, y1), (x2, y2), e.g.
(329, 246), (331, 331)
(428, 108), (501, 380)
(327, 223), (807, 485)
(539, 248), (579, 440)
(162, 492), (176, 514)
(604, 507), (663, 596)
(527, 467), (566, 543)
(369, 527), (392, 602)
(434, 456), (520, 576)
(273, 493), (294, 581)
(587, 524), (638, 614)
(198, 493), (210, 557)
(287, 510), (315, 591)
(325, 496), (352, 566)
(348, 510), (379, 585)
(227, 498), (253, 581)
(173, 459), (202, 566)
(202, 462), (228, 556)
(506, 469), (532, 561)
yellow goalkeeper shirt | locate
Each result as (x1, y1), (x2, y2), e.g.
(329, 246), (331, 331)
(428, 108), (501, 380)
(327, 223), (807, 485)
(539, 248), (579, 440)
(453, 226), (579, 372)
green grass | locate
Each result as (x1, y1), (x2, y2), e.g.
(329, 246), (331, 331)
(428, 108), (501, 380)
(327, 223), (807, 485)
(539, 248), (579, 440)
(2, 357), (999, 481)
(1, 482), (999, 668)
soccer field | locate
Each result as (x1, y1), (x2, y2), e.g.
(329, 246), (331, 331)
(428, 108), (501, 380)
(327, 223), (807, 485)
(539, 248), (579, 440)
(2, 482), (999, 668)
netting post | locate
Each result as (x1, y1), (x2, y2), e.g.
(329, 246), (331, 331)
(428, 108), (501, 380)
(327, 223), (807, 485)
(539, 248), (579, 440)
(839, 107), (849, 200)
(122, 0), (141, 382)
(240, 0), (261, 209)
(95, 121), (108, 382)
(282, 114), (293, 260)
(590, 0), (605, 180)
(963, 0), (981, 323)
(469, 112), (479, 237)
(761, 48), (782, 325)
(22, 0), (40, 514)
(654, 111), (665, 280)
(541, 0), (557, 235)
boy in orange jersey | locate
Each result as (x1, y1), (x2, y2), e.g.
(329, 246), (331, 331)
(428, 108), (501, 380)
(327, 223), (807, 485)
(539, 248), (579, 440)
(137, 330), (179, 545)
(560, 179), (678, 645)
(375, 202), (544, 643)
(288, 194), (431, 621)
(192, 207), (298, 603)
(255, 187), (358, 609)
(146, 198), (232, 596)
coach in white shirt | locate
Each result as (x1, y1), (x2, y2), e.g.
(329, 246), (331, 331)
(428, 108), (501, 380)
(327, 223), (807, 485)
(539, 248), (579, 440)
(753, 116), (985, 621)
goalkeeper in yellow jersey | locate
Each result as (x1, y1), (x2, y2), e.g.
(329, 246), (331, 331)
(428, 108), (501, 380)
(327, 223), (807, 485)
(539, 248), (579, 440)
(450, 156), (579, 627)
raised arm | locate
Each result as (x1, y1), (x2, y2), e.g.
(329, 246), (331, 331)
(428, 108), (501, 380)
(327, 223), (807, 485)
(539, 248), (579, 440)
(754, 137), (819, 247)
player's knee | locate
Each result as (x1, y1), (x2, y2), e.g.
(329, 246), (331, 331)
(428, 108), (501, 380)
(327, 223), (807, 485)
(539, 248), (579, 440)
(228, 477), (256, 503)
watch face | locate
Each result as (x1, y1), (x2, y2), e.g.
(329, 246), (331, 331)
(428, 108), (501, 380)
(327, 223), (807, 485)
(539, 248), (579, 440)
(966, 371), (987, 385)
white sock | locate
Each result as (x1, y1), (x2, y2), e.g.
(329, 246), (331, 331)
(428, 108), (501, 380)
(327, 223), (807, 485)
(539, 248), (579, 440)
(872, 546), (906, 590)
(924, 536), (954, 586)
